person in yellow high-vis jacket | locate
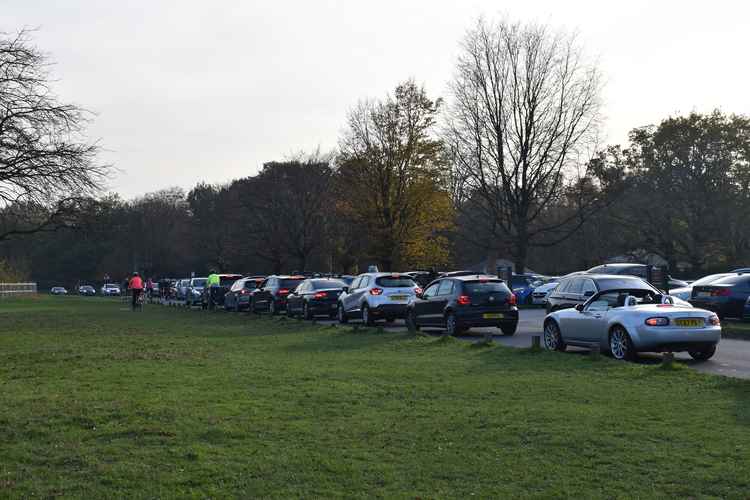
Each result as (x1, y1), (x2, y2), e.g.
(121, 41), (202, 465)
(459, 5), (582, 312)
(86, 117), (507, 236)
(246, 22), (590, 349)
(205, 271), (220, 310)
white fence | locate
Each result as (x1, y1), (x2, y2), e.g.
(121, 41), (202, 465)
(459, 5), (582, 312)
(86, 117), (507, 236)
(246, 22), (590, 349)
(0, 283), (37, 296)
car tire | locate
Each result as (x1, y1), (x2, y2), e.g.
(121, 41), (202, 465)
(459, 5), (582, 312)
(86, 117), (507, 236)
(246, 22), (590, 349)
(500, 323), (517, 336)
(303, 302), (313, 320)
(407, 309), (420, 332)
(362, 304), (374, 326)
(688, 345), (717, 361)
(609, 326), (636, 361)
(445, 313), (458, 336)
(337, 303), (348, 324)
(543, 320), (566, 352)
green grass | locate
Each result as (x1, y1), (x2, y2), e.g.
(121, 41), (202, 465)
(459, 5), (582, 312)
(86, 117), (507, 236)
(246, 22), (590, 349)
(1, 296), (749, 498)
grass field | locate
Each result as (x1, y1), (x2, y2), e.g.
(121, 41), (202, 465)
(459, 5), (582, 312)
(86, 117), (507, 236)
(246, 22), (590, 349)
(1, 296), (749, 498)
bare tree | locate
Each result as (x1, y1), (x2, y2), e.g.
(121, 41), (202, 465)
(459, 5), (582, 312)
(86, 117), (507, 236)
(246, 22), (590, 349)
(0, 29), (108, 241)
(444, 18), (603, 272)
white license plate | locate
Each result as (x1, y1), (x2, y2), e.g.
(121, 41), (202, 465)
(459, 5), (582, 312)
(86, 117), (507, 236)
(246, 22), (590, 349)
(390, 295), (408, 301)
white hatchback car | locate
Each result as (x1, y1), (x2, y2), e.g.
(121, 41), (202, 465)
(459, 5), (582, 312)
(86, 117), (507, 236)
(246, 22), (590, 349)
(337, 273), (421, 325)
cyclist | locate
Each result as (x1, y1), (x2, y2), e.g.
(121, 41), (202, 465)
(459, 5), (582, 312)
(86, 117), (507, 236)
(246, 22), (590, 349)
(128, 272), (144, 311)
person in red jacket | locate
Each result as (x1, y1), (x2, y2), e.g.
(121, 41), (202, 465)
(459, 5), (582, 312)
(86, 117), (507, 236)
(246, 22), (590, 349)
(128, 272), (144, 311)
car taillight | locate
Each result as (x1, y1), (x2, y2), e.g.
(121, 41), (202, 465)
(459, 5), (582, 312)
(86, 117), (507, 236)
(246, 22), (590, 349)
(711, 288), (731, 297)
(370, 288), (383, 295)
(508, 293), (517, 306)
(645, 317), (670, 326)
(313, 292), (327, 299)
(457, 295), (471, 305)
(708, 314), (721, 326)
(240, 290), (248, 295)
(278, 288), (290, 295)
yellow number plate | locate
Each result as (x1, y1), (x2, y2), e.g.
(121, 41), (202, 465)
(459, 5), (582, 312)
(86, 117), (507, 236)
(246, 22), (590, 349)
(675, 318), (703, 327)
(483, 313), (504, 319)
(390, 295), (408, 301)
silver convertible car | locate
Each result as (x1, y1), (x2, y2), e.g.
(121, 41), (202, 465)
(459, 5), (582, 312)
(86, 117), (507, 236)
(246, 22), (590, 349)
(542, 279), (721, 361)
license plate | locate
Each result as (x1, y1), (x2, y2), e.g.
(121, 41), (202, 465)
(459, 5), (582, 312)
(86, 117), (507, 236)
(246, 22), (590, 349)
(390, 295), (408, 301)
(483, 313), (504, 319)
(675, 318), (703, 327)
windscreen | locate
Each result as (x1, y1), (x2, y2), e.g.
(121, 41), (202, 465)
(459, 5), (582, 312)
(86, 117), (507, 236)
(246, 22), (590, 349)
(280, 279), (304, 289)
(463, 281), (507, 294)
(598, 277), (656, 292)
(375, 276), (417, 288)
(311, 279), (345, 289)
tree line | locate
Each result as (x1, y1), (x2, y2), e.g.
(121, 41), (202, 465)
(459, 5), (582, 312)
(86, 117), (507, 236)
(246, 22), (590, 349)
(1, 21), (749, 288)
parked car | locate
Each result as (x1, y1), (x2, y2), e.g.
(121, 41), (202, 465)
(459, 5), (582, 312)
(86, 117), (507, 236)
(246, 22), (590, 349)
(731, 267), (750, 273)
(669, 273), (736, 301)
(224, 276), (265, 311)
(438, 270), (480, 279)
(100, 283), (121, 296)
(286, 278), (348, 319)
(510, 273), (544, 305)
(744, 296), (750, 321)
(531, 281), (559, 305)
(403, 271), (436, 288)
(406, 275), (519, 335)
(689, 274), (750, 319)
(250, 275), (305, 315)
(543, 286), (720, 361)
(201, 274), (243, 309)
(546, 274), (690, 313)
(337, 272), (421, 325)
(50, 286), (68, 295)
(185, 277), (207, 307)
(174, 279), (191, 300)
(78, 285), (96, 296)
(585, 263), (688, 289)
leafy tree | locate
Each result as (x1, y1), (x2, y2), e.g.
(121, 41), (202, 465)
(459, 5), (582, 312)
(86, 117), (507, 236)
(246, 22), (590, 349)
(337, 80), (453, 270)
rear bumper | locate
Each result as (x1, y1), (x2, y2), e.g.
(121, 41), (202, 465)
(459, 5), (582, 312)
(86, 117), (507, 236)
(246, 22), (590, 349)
(309, 299), (338, 314)
(455, 307), (519, 327)
(631, 325), (721, 351)
(370, 303), (408, 318)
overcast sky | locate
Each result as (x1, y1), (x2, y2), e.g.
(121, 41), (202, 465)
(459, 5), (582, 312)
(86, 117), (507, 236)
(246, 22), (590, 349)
(4, 0), (749, 198)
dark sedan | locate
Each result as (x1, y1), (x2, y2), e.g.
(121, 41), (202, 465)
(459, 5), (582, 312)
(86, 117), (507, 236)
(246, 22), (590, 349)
(78, 285), (96, 296)
(585, 263), (688, 289)
(547, 274), (663, 313)
(250, 275), (305, 315)
(407, 275), (519, 336)
(224, 276), (265, 311)
(286, 278), (347, 319)
(689, 274), (750, 319)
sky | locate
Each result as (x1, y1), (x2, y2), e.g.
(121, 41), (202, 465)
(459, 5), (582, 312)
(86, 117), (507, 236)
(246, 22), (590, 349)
(3, 0), (749, 198)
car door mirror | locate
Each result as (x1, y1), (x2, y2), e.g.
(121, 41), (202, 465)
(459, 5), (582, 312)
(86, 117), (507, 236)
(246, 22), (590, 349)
(575, 304), (584, 312)
(342, 286), (349, 293)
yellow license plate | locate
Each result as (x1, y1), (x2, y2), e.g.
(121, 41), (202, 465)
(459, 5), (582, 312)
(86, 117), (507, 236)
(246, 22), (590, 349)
(675, 318), (703, 327)
(483, 313), (504, 319)
(390, 295), (408, 301)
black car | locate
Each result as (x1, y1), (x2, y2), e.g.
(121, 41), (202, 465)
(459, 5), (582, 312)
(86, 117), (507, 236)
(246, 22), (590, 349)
(406, 275), (519, 336)
(546, 274), (661, 313)
(78, 285), (96, 296)
(689, 274), (750, 319)
(224, 276), (265, 311)
(585, 264), (688, 289)
(250, 275), (305, 315)
(286, 278), (347, 319)
(201, 274), (243, 309)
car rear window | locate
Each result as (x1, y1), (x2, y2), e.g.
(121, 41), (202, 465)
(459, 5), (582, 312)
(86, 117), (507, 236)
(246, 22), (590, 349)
(462, 281), (507, 294)
(192, 279), (207, 287)
(220, 276), (241, 286)
(244, 280), (262, 289)
(598, 277), (656, 292)
(311, 279), (345, 289)
(280, 279), (304, 288)
(375, 276), (417, 288)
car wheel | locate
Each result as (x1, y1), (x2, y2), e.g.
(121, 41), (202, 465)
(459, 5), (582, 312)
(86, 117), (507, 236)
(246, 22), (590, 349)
(609, 326), (636, 361)
(337, 303), (348, 324)
(500, 323), (517, 336)
(688, 345), (717, 361)
(362, 304), (374, 326)
(445, 313), (458, 336)
(407, 309), (420, 332)
(303, 302), (313, 320)
(269, 300), (277, 316)
(543, 321), (566, 351)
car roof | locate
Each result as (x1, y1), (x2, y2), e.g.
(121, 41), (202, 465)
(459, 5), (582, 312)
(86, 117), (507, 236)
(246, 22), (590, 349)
(443, 274), (503, 282)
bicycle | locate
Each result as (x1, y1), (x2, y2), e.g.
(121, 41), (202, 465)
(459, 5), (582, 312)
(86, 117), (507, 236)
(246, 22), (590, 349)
(132, 289), (145, 312)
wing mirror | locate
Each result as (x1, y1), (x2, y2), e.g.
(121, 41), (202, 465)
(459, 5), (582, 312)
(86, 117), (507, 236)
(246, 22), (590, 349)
(342, 286), (349, 293)
(575, 304), (584, 312)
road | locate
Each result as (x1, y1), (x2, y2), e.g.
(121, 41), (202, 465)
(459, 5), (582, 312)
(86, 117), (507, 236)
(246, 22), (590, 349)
(314, 308), (750, 380)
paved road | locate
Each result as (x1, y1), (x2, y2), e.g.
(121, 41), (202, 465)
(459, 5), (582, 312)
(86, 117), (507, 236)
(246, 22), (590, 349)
(314, 308), (750, 380)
